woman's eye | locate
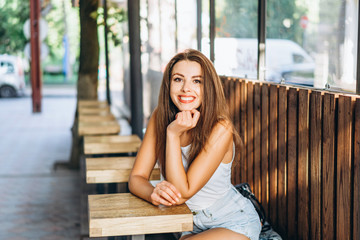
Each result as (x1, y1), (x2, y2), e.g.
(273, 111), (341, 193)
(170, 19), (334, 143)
(194, 79), (202, 84)
(173, 77), (182, 82)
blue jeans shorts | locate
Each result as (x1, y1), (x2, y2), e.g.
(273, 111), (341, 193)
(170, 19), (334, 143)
(181, 185), (261, 240)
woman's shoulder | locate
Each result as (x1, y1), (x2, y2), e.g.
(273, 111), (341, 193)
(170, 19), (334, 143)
(214, 118), (233, 132)
(210, 118), (233, 141)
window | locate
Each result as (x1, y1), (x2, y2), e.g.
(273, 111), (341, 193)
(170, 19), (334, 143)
(212, 0), (259, 78)
(266, 0), (358, 92)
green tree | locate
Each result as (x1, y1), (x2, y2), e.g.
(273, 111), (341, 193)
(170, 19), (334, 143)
(216, 0), (307, 45)
(267, 0), (306, 44)
(67, 0), (100, 169)
(216, 0), (258, 38)
(0, 0), (29, 55)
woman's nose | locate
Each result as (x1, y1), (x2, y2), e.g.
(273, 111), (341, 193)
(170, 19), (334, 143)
(181, 81), (191, 92)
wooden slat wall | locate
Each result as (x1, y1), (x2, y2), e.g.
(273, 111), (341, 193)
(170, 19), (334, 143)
(221, 77), (360, 240)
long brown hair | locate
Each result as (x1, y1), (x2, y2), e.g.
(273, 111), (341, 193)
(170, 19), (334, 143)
(155, 49), (240, 178)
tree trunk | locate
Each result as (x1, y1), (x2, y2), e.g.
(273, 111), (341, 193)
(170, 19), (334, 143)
(68, 0), (99, 169)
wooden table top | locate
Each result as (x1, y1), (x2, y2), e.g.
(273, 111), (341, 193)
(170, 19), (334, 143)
(78, 121), (121, 136)
(86, 157), (160, 183)
(78, 106), (111, 115)
(88, 193), (193, 237)
(84, 135), (142, 155)
(78, 100), (108, 108)
(79, 114), (115, 123)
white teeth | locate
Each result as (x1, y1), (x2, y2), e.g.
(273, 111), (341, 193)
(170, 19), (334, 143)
(180, 97), (194, 101)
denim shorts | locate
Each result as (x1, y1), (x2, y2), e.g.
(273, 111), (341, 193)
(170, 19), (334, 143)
(181, 185), (261, 240)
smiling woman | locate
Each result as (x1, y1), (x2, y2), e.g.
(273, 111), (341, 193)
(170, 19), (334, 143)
(129, 49), (261, 240)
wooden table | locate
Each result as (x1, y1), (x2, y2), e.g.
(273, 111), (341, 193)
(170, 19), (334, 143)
(88, 193), (193, 239)
(78, 106), (111, 115)
(78, 100), (108, 108)
(84, 135), (142, 155)
(79, 114), (115, 123)
(78, 121), (121, 136)
(86, 157), (160, 184)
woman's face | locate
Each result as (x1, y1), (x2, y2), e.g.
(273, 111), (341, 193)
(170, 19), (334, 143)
(170, 60), (203, 111)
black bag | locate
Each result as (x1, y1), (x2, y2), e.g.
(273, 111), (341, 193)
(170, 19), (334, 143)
(235, 183), (283, 240)
(234, 183), (266, 225)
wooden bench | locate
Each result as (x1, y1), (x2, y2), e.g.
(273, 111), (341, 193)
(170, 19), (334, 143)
(86, 157), (160, 184)
(88, 193), (193, 239)
(84, 134), (142, 155)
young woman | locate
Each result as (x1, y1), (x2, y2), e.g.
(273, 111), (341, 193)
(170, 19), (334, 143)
(129, 49), (261, 240)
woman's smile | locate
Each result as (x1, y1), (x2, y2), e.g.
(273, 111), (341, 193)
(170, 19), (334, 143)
(178, 95), (196, 103)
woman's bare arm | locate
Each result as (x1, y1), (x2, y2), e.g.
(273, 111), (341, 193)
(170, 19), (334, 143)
(129, 111), (181, 206)
(166, 111), (233, 202)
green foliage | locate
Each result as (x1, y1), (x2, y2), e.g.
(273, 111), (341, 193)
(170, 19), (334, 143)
(216, 0), (307, 45)
(0, 0), (29, 55)
(44, 0), (80, 64)
(216, 0), (258, 38)
(97, 6), (127, 46)
(267, 0), (307, 44)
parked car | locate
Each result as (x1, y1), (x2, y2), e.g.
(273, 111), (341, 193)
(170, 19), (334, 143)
(0, 54), (26, 97)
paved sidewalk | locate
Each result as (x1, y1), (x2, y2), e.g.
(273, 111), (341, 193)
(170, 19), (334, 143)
(0, 93), (80, 239)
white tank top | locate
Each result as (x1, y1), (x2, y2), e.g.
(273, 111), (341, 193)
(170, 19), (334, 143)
(181, 143), (235, 210)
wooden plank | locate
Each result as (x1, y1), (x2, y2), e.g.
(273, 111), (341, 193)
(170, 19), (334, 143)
(261, 83), (269, 216)
(310, 91), (322, 240)
(247, 82), (254, 188)
(88, 193), (193, 237)
(277, 85), (287, 236)
(287, 87), (298, 239)
(79, 114), (115, 123)
(233, 80), (241, 185)
(78, 106), (111, 114)
(322, 93), (336, 240)
(78, 100), (108, 108)
(354, 98), (360, 240)
(85, 134), (141, 143)
(228, 79), (237, 184)
(229, 79), (235, 121)
(86, 157), (160, 183)
(78, 121), (120, 136)
(84, 135), (142, 155)
(240, 80), (247, 183)
(298, 89), (309, 240)
(336, 95), (352, 240)
(269, 84), (278, 226)
(253, 83), (261, 198)
(224, 78), (230, 109)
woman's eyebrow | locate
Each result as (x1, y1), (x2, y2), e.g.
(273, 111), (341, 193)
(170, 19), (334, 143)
(172, 73), (184, 77)
(192, 75), (203, 79)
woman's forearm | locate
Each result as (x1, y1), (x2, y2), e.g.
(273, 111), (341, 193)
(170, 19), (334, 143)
(128, 175), (155, 203)
(165, 132), (191, 197)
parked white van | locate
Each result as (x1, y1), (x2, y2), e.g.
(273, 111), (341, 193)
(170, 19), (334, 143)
(211, 38), (315, 86)
(0, 54), (26, 97)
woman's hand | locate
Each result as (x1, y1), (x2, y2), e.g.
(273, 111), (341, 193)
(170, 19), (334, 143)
(150, 180), (182, 206)
(167, 109), (200, 137)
